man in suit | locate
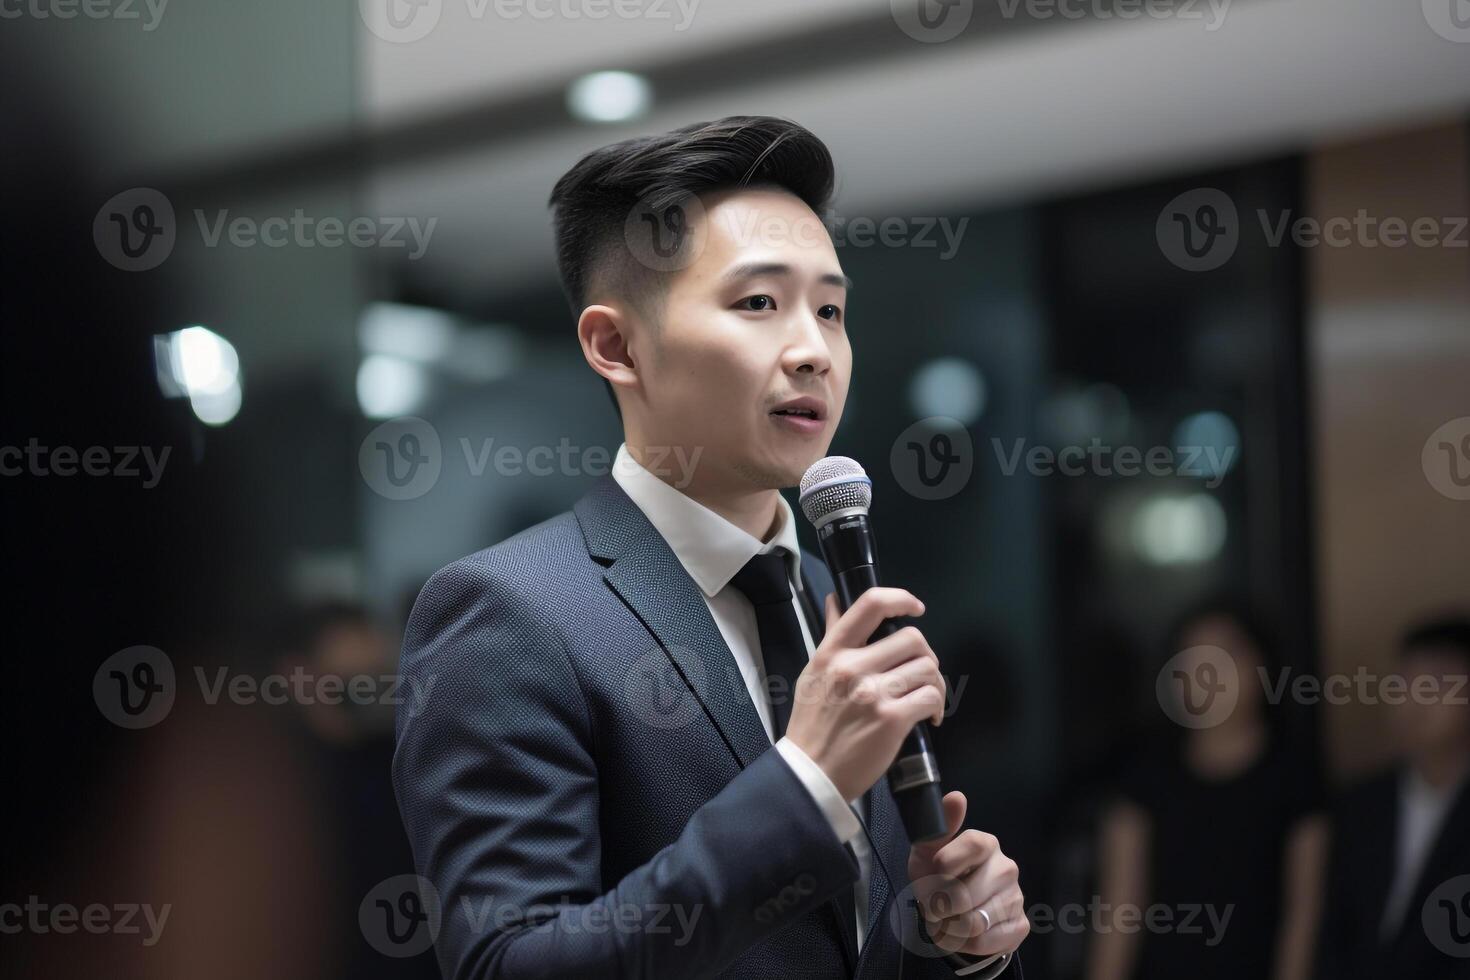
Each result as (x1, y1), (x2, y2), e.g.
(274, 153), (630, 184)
(392, 115), (1027, 979)
(1316, 617), (1470, 979)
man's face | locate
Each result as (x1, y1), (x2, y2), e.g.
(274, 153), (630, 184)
(1177, 614), (1265, 714)
(1388, 645), (1470, 755)
(624, 187), (851, 493)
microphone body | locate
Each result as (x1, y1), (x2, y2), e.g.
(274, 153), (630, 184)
(814, 509), (949, 844)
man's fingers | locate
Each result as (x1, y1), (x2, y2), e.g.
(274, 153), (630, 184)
(924, 874), (1027, 956)
(853, 651), (943, 708)
(890, 682), (946, 732)
(824, 587), (923, 651)
(931, 900), (1029, 957)
(848, 623), (940, 678)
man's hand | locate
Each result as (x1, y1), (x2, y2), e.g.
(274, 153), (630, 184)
(908, 791), (1029, 959)
(784, 588), (947, 802)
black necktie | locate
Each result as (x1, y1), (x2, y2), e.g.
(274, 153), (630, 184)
(729, 548), (861, 968)
(729, 550), (809, 739)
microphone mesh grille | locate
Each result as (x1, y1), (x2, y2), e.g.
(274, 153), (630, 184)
(798, 456), (872, 524)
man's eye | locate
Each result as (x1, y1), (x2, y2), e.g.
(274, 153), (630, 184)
(736, 295), (777, 312)
(819, 304), (842, 321)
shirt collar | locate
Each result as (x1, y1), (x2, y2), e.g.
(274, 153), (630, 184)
(611, 441), (804, 598)
(1404, 765), (1470, 811)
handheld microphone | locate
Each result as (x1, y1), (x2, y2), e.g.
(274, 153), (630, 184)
(799, 456), (949, 843)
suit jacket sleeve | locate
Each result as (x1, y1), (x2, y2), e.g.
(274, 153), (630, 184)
(392, 557), (862, 980)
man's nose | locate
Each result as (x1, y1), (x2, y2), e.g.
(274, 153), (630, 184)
(785, 313), (832, 376)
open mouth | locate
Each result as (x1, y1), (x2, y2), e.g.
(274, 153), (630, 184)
(770, 408), (819, 419)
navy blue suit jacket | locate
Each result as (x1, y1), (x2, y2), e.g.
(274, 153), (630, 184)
(393, 474), (1022, 979)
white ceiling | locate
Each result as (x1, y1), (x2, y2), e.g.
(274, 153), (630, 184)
(361, 0), (870, 124)
(361, 0), (1470, 305)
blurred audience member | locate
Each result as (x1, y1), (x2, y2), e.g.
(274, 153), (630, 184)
(1316, 617), (1470, 980)
(1088, 601), (1328, 980)
(277, 600), (438, 979)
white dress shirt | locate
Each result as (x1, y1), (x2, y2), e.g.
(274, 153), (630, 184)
(1380, 767), (1467, 939)
(610, 442), (873, 949)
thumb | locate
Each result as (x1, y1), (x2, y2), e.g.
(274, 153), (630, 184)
(824, 592), (839, 627)
(912, 790), (967, 859)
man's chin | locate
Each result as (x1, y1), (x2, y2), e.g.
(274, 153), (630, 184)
(728, 453), (807, 492)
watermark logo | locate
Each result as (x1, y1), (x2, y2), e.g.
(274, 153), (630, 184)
(1423, 875), (1470, 957)
(360, 429), (704, 499)
(1423, 417), (1470, 501)
(360, 417), (443, 501)
(890, 875), (977, 960)
(95, 647), (436, 729)
(623, 647), (706, 731)
(891, 417), (975, 501)
(753, 873), (818, 924)
(359, 0), (443, 42)
(891, 0), (973, 43)
(624, 190), (709, 273)
(1156, 645), (1238, 729)
(95, 189), (436, 271)
(93, 646), (176, 729)
(1157, 188), (1239, 272)
(1423, 0), (1470, 43)
(94, 188), (176, 272)
(361, 874), (442, 957)
(1161, 190), (1468, 271)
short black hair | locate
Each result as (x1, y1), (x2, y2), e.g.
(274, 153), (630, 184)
(1400, 615), (1470, 665)
(547, 115), (837, 418)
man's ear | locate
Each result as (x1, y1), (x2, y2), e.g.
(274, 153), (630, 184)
(578, 303), (641, 395)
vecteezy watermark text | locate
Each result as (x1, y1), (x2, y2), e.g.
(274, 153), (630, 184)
(1158, 187), (1469, 272)
(0, 0), (168, 30)
(0, 440), (170, 488)
(359, 419), (706, 501)
(991, 437), (1236, 488)
(358, 0), (701, 44)
(94, 645), (437, 729)
(94, 188), (438, 271)
(193, 209), (436, 259)
(1158, 646), (1469, 729)
(0, 897), (171, 946)
(459, 895), (702, 944)
(997, 0), (1230, 30)
(194, 665), (436, 713)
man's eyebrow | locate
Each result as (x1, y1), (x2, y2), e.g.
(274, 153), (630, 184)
(721, 262), (853, 291)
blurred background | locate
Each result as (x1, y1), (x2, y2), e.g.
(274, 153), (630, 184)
(3, 1), (1469, 978)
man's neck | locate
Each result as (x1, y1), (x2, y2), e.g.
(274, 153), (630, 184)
(1409, 741), (1470, 793)
(625, 442), (782, 542)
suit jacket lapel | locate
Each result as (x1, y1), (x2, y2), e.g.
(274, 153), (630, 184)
(579, 479), (905, 971)
(1391, 775), (1470, 955)
(575, 474), (772, 769)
